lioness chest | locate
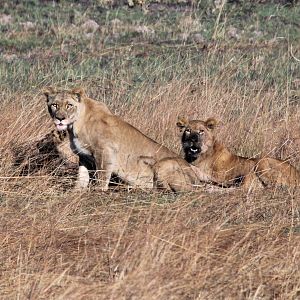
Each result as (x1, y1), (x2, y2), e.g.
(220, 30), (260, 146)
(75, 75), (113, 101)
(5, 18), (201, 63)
(68, 128), (92, 156)
(71, 137), (92, 156)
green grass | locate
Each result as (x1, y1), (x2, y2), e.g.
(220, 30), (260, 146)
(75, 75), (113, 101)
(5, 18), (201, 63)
(0, 1), (299, 95)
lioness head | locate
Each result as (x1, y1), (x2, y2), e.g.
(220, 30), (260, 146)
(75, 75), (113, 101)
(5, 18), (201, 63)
(43, 87), (85, 131)
(177, 117), (217, 163)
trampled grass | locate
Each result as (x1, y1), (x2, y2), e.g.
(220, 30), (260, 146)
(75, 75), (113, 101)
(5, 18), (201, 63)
(1, 1), (300, 299)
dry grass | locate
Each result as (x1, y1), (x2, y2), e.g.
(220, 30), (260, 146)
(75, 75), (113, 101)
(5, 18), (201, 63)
(1, 76), (300, 299)
(1, 185), (300, 299)
(1, 1), (300, 298)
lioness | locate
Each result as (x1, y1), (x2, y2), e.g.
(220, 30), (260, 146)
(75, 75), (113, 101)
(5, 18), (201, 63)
(44, 87), (177, 190)
(145, 117), (300, 192)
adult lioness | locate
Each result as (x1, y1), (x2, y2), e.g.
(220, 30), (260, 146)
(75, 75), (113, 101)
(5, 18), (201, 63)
(44, 87), (177, 190)
(176, 117), (300, 188)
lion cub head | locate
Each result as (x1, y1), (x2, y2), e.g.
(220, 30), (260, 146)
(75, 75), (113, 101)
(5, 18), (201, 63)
(177, 117), (217, 163)
(43, 87), (85, 131)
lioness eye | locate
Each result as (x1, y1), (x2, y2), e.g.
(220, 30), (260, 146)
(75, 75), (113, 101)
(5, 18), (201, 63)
(66, 103), (73, 109)
(199, 130), (204, 135)
(51, 103), (58, 109)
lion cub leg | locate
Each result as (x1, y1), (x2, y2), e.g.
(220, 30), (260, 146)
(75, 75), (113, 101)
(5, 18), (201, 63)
(97, 167), (114, 191)
(153, 158), (198, 192)
(241, 172), (264, 191)
(256, 157), (300, 187)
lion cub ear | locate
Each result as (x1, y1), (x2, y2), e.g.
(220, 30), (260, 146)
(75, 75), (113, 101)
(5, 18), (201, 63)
(71, 87), (85, 102)
(176, 116), (188, 129)
(205, 118), (218, 130)
(43, 87), (56, 102)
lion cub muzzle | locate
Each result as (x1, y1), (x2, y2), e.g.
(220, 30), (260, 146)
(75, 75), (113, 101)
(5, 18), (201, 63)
(182, 130), (203, 163)
(177, 117), (217, 164)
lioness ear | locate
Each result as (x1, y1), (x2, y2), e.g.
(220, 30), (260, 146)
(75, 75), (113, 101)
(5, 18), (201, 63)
(43, 87), (56, 102)
(205, 118), (218, 130)
(71, 87), (85, 102)
(176, 116), (188, 129)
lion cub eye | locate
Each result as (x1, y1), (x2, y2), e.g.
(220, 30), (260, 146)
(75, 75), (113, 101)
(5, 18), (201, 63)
(185, 128), (191, 134)
(198, 130), (204, 135)
(51, 103), (58, 109)
(66, 103), (73, 110)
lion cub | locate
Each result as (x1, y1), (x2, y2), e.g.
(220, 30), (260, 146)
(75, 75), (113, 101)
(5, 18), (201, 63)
(177, 117), (300, 189)
(147, 117), (300, 192)
(44, 87), (177, 190)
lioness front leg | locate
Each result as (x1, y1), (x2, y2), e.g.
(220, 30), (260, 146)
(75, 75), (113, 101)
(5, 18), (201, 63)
(95, 149), (116, 191)
(96, 162), (115, 191)
(76, 165), (90, 189)
(75, 154), (97, 190)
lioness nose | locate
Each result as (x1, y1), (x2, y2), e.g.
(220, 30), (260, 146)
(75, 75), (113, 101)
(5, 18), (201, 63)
(56, 116), (65, 121)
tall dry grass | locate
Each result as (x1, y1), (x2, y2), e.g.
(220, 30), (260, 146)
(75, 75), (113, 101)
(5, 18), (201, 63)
(1, 0), (300, 297)
(1, 62), (300, 298)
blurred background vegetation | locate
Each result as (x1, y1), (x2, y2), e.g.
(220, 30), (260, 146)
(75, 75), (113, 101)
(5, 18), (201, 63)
(0, 0), (299, 93)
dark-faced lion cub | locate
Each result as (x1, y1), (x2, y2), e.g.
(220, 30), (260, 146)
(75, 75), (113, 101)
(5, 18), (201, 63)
(145, 117), (300, 192)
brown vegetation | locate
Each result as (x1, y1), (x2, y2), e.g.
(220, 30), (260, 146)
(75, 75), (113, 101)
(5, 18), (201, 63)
(1, 77), (300, 298)
(1, 1), (300, 297)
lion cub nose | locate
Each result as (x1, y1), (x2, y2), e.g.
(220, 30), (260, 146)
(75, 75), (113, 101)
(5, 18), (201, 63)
(190, 133), (199, 143)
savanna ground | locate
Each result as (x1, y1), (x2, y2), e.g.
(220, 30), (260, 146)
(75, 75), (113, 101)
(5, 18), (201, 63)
(1, 0), (300, 299)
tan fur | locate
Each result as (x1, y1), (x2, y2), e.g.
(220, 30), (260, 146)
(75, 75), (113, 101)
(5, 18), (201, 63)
(177, 117), (300, 189)
(141, 156), (203, 192)
(256, 157), (300, 187)
(44, 87), (177, 190)
(148, 117), (300, 192)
